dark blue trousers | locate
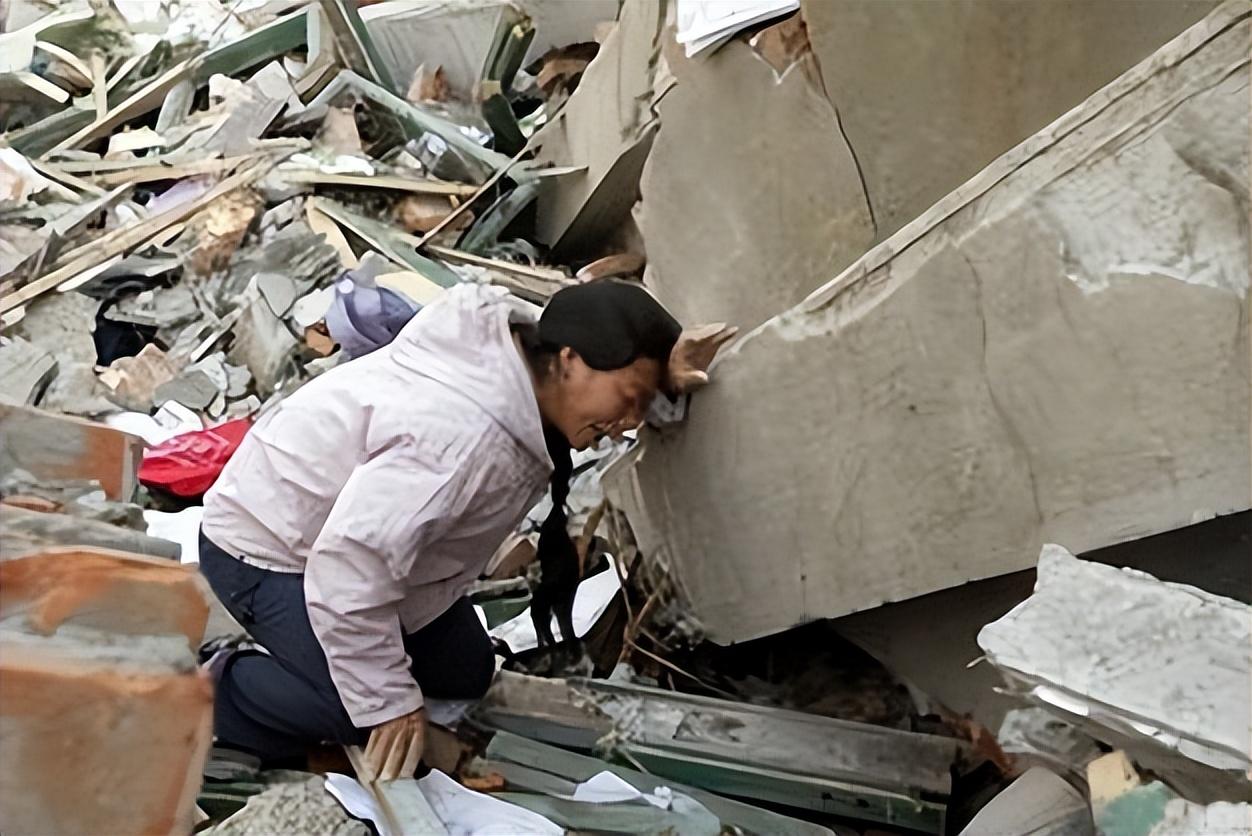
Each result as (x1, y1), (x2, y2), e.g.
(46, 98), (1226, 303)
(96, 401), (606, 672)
(199, 531), (495, 761)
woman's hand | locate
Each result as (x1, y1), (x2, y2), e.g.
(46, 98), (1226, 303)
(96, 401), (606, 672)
(667, 323), (739, 394)
(364, 707), (426, 781)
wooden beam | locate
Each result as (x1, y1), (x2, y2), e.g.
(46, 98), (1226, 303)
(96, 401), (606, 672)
(51, 59), (193, 153)
(342, 746), (448, 835)
(0, 159), (274, 314)
(282, 170), (479, 196)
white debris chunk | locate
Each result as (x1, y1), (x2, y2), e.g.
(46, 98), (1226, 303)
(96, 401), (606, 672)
(978, 544), (1252, 775)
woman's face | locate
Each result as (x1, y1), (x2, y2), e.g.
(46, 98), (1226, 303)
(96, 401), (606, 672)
(550, 349), (663, 450)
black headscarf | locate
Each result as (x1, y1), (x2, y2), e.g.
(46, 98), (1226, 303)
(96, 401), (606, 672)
(539, 279), (682, 375)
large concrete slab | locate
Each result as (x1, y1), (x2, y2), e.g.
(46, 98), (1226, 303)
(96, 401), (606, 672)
(802, 0), (1221, 242)
(638, 15), (873, 332)
(608, 3), (1251, 644)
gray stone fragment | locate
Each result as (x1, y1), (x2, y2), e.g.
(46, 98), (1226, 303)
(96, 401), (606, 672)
(205, 773), (368, 836)
(155, 369), (220, 411)
(0, 336), (57, 405)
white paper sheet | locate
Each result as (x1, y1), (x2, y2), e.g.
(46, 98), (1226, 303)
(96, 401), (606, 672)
(570, 771), (673, 810)
(325, 773), (392, 836)
(104, 403), (204, 447)
(419, 770), (563, 836)
(328, 770), (562, 836)
(675, 0), (799, 56)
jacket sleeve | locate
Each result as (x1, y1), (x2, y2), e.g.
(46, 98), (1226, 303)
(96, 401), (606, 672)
(304, 438), (464, 729)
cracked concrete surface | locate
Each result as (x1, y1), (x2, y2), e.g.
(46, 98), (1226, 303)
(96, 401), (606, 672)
(609, 4), (1251, 643)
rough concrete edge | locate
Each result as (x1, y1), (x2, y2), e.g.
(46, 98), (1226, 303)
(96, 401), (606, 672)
(713, 0), (1252, 366)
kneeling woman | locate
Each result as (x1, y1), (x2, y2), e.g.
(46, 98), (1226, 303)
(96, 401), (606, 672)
(199, 279), (730, 779)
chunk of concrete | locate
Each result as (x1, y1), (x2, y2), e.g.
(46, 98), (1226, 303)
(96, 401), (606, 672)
(978, 545), (1251, 794)
(0, 335), (56, 405)
(1, 504), (181, 561)
(608, 5), (1250, 642)
(206, 773), (368, 836)
(639, 15), (874, 333)
(800, 0), (1221, 242)
(528, 0), (666, 256)
(0, 404), (145, 501)
(0, 549), (213, 836)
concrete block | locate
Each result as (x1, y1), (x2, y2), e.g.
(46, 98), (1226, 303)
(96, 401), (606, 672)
(609, 4), (1251, 643)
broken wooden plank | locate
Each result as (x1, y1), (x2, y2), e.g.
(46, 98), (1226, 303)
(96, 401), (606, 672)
(0, 404), (144, 501)
(343, 745), (449, 835)
(55, 154), (252, 184)
(282, 170), (478, 196)
(317, 0), (398, 95)
(32, 41), (93, 91)
(51, 59), (194, 153)
(0, 71), (70, 106)
(425, 245), (570, 303)
(27, 158), (106, 198)
(0, 158), (275, 314)
(89, 52), (106, 119)
(312, 198), (462, 288)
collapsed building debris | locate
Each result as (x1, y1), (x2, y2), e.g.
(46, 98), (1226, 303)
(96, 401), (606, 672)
(609, 2), (1250, 643)
(0, 547), (213, 834)
(979, 544), (1252, 802)
(2, 0), (1249, 832)
(474, 670), (967, 832)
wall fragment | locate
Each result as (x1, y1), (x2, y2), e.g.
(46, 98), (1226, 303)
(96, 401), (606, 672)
(801, 0), (1221, 241)
(610, 4), (1251, 644)
(639, 15), (873, 332)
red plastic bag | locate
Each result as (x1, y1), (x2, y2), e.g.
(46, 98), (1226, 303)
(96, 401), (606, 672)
(138, 418), (252, 497)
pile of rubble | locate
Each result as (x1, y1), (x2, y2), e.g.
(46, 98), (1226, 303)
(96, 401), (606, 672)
(2, 0), (1250, 834)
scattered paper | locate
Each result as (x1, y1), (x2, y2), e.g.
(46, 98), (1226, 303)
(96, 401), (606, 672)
(569, 771), (673, 810)
(326, 771), (562, 836)
(418, 769), (562, 836)
(104, 403), (204, 446)
(675, 0), (800, 57)
(325, 773), (391, 836)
